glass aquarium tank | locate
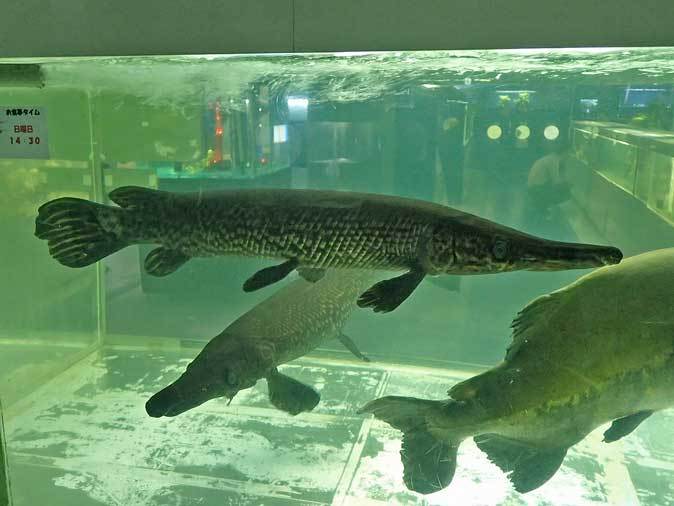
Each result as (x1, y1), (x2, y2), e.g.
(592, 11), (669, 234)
(2, 47), (674, 505)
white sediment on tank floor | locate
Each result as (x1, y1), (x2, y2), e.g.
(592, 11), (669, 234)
(4, 348), (668, 505)
(4, 350), (374, 504)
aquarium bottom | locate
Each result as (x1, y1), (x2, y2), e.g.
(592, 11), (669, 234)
(3, 344), (674, 506)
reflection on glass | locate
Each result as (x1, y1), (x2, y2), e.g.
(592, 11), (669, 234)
(544, 124), (560, 140)
(487, 124), (502, 140)
(515, 125), (531, 140)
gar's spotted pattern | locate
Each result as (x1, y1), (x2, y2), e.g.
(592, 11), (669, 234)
(117, 189), (436, 272)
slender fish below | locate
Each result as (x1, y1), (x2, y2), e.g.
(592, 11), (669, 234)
(146, 269), (376, 417)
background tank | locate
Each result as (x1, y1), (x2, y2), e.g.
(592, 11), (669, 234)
(2, 47), (674, 505)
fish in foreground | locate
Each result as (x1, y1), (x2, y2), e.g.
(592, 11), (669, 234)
(360, 248), (674, 494)
(34, 186), (622, 313)
(146, 270), (375, 418)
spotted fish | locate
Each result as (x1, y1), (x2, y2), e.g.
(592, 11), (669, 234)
(35, 186), (622, 313)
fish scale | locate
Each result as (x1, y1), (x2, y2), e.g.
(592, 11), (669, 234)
(172, 202), (425, 269)
(36, 186), (623, 313)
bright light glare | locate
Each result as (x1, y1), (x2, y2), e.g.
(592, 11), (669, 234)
(287, 97), (309, 109)
(544, 125), (560, 140)
(273, 124), (288, 143)
(287, 97), (309, 121)
(487, 125), (502, 140)
(515, 125), (531, 140)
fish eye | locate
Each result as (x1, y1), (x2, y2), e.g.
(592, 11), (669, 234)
(492, 239), (509, 260)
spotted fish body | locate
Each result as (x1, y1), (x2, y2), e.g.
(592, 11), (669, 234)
(35, 185), (623, 312)
(145, 270), (377, 418)
(361, 248), (674, 494)
(110, 187), (452, 270)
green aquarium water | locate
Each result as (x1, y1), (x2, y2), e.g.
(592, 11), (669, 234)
(1, 48), (674, 505)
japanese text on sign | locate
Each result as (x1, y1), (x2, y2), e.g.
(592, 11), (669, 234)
(0, 106), (49, 159)
(5, 108), (41, 116)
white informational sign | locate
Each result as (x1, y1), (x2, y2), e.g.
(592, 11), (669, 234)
(0, 106), (49, 159)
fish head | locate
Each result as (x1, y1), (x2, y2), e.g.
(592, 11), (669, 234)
(145, 338), (270, 418)
(429, 217), (623, 274)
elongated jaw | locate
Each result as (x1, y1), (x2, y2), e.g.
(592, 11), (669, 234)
(519, 241), (622, 271)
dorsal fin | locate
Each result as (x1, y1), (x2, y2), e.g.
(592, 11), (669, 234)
(108, 186), (171, 209)
(450, 293), (565, 402)
(505, 292), (563, 360)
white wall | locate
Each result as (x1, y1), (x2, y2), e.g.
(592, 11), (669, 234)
(1, 0), (293, 56)
(1, 0), (674, 57)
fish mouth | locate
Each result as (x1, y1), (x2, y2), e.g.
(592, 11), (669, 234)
(520, 242), (623, 271)
(145, 383), (237, 418)
(146, 385), (208, 418)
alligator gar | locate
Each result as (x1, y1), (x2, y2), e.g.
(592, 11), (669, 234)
(146, 269), (376, 417)
(360, 248), (674, 494)
(35, 186), (622, 312)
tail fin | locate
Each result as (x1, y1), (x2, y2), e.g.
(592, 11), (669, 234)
(35, 197), (127, 268)
(359, 396), (459, 494)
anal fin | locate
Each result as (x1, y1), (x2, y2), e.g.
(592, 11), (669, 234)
(603, 410), (653, 443)
(337, 333), (370, 362)
(266, 368), (320, 415)
(144, 247), (190, 277)
(401, 430), (458, 494)
(358, 396), (456, 494)
(357, 268), (425, 313)
(243, 258), (299, 292)
(474, 434), (567, 493)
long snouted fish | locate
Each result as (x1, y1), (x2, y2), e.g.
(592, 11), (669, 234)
(146, 270), (374, 418)
(35, 186), (622, 313)
(360, 248), (674, 494)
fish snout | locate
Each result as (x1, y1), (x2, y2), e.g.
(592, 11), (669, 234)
(145, 374), (239, 418)
(563, 243), (623, 268)
(599, 246), (623, 266)
(520, 241), (623, 271)
(145, 385), (180, 418)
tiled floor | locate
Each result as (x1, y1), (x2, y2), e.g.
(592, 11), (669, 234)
(3, 347), (672, 505)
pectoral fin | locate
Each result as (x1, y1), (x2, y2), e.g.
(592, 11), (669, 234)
(297, 267), (326, 283)
(243, 258), (299, 292)
(145, 247), (190, 276)
(474, 434), (567, 493)
(603, 410), (653, 443)
(357, 268), (425, 313)
(337, 333), (370, 362)
(266, 368), (320, 415)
